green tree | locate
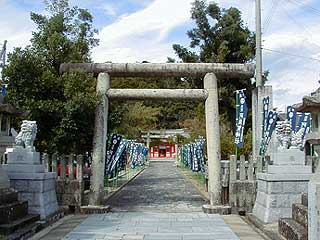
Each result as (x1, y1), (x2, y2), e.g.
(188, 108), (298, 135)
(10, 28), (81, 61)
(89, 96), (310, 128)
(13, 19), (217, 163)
(111, 102), (161, 139)
(108, 76), (198, 137)
(3, 0), (99, 153)
(172, 0), (255, 154)
(173, 0), (255, 64)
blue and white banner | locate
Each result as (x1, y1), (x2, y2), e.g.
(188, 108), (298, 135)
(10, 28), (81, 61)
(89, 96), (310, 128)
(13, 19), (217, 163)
(262, 96), (270, 134)
(234, 90), (248, 148)
(106, 135), (148, 177)
(297, 113), (312, 141)
(106, 134), (122, 175)
(0, 85), (6, 97)
(264, 111), (278, 147)
(180, 137), (205, 172)
(287, 106), (297, 132)
(260, 110), (278, 156)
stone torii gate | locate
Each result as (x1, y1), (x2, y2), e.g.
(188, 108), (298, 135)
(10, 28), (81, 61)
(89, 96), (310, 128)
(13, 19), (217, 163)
(60, 63), (255, 212)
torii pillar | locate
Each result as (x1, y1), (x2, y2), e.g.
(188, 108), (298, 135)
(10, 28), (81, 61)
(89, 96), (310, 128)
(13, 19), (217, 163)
(202, 73), (231, 214)
(89, 73), (110, 206)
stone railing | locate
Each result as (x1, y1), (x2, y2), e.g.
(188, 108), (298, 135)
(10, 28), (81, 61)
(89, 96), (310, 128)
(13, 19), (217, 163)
(42, 153), (90, 213)
(221, 155), (262, 213)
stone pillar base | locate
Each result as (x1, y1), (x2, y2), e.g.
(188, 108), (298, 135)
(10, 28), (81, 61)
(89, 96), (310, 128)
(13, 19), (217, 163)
(252, 173), (313, 223)
(80, 205), (111, 214)
(6, 172), (58, 219)
(202, 204), (231, 215)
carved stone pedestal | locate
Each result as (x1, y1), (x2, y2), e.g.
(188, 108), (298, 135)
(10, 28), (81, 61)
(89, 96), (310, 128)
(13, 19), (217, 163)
(253, 149), (313, 223)
(3, 147), (58, 219)
(5, 172), (58, 219)
(253, 173), (312, 223)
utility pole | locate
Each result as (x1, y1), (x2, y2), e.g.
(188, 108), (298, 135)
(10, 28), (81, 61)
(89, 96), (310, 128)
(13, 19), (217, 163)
(252, 0), (273, 163)
(255, 0), (263, 86)
(0, 40), (7, 67)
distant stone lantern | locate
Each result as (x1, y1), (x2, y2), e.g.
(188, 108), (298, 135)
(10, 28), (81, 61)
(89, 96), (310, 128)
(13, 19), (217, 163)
(0, 92), (26, 157)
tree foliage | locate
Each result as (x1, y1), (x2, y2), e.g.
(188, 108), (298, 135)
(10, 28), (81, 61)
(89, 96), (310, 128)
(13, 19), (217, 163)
(173, 0), (255, 64)
(108, 76), (198, 137)
(111, 102), (161, 139)
(172, 0), (255, 154)
(3, 0), (99, 153)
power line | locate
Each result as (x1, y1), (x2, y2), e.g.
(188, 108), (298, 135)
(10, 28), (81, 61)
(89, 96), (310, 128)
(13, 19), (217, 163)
(263, 0), (280, 34)
(262, 47), (320, 62)
(287, 0), (320, 17)
(280, 4), (320, 50)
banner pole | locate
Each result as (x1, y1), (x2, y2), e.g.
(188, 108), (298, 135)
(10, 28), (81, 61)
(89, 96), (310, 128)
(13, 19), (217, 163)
(235, 90), (238, 158)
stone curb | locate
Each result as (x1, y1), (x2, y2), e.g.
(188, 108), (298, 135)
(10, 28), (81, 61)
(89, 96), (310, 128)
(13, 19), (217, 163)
(103, 166), (146, 204)
(177, 165), (210, 202)
(247, 213), (283, 240)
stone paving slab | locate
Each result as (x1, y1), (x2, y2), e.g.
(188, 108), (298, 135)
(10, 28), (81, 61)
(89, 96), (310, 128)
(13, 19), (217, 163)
(64, 212), (239, 240)
(106, 161), (207, 212)
(33, 161), (265, 240)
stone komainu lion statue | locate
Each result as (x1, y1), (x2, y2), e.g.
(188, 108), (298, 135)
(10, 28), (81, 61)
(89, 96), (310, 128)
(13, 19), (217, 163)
(15, 120), (37, 150)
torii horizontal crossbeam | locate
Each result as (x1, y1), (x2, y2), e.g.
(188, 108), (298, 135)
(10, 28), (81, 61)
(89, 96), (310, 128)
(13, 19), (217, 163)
(107, 89), (208, 101)
(60, 63), (255, 78)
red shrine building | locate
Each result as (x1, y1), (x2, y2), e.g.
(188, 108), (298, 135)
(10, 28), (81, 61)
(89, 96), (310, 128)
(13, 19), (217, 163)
(150, 144), (176, 159)
(141, 129), (190, 159)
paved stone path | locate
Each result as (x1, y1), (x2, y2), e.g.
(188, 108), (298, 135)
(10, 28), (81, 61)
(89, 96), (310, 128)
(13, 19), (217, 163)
(106, 161), (207, 212)
(36, 161), (264, 240)
(63, 161), (241, 239)
(64, 212), (239, 240)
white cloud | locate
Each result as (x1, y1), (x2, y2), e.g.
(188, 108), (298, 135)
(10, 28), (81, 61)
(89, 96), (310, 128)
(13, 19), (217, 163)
(92, 0), (193, 63)
(0, 1), (35, 54)
(101, 3), (117, 17)
(260, 1), (320, 110)
(1, 0), (320, 111)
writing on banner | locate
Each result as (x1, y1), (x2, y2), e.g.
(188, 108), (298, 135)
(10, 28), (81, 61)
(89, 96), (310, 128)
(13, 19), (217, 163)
(234, 90), (248, 148)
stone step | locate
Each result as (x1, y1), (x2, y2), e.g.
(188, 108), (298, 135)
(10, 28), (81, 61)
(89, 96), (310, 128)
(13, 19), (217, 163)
(292, 203), (308, 228)
(301, 193), (308, 207)
(6, 222), (40, 240)
(0, 201), (28, 224)
(0, 214), (40, 235)
(0, 188), (18, 205)
(278, 218), (307, 240)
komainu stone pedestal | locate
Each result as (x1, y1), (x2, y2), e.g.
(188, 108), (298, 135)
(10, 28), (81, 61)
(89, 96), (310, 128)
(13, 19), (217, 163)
(253, 149), (313, 223)
(5, 172), (58, 219)
(253, 173), (312, 223)
(3, 146), (58, 219)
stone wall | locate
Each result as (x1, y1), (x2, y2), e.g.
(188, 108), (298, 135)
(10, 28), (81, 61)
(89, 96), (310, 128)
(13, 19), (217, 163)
(56, 180), (85, 213)
(229, 181), (257, 214)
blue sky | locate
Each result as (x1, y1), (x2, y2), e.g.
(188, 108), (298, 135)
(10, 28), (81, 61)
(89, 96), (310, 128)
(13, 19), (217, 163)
(1, 0), (320, 110)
